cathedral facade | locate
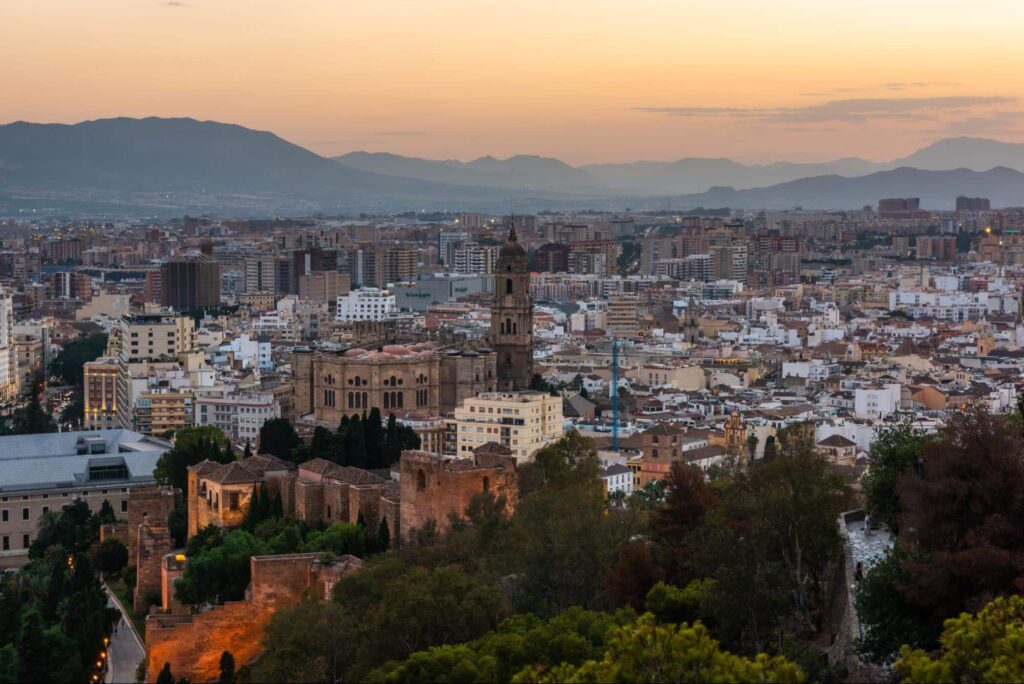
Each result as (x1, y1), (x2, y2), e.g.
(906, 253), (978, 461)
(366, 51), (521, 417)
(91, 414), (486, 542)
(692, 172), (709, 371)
(490, 227), (534, 390)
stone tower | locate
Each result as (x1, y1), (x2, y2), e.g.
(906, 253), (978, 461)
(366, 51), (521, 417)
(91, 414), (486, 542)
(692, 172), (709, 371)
(682, 296), (701, 344)
(491, 225), (534, 390)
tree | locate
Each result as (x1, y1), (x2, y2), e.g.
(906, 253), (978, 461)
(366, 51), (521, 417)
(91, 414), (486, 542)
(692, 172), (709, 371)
(0, 382), (57, 435)
(863, 421), (929, 532)
(176, 530), (268, 605)
(522, 614), (804, 683)
(762, 435), (779, 461)
(49, 333), (108, 387)
(243, 441), (252, 459)
(156, 663), (175, 684)
(154, 426), (233, 493)
(894, 595), (1024, 683)
(376, 516), (391, 552)
(98, 499), (116, 524)
(855, 547), (935, 663)
(367, 607), (635, 684)
(91, 538), (129, 576)
(218, 651), (235, 684)
(258, 418), (302, 462)
(896, 406), (1024, 631)
(604, 542), (662, 611)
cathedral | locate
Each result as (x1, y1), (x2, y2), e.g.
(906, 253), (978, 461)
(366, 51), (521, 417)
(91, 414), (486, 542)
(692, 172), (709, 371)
(491, 226), (534, 390)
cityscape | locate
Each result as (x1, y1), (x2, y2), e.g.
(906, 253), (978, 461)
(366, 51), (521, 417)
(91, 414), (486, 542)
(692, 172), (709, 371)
(3, 2), (1024, 683)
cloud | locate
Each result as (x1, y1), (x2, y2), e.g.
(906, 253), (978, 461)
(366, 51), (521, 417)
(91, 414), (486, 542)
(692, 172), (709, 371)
(639, 96), (1015, 125)
(378, 130), (424, 137)
(163, 1), (188, 6)
(883, 81), (962, 91)
(935, 110), (1024, 136)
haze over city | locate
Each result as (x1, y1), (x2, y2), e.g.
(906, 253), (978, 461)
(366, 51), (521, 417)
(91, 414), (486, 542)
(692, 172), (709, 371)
(5, 0), (1024, 163)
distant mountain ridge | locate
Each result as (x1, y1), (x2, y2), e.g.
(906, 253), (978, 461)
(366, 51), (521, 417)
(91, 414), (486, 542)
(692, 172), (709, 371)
(337, 136), (1024, 196)
(2, 117), (1024, 215)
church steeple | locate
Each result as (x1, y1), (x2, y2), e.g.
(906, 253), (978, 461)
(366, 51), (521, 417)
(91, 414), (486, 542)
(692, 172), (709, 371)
(491, 218), (533, 391)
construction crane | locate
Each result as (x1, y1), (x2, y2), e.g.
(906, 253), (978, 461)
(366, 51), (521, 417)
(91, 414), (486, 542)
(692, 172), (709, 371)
(612, 337), (620, 451)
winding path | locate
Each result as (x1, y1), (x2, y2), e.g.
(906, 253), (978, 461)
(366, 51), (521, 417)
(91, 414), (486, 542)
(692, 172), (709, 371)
(103, 584), (146, 683)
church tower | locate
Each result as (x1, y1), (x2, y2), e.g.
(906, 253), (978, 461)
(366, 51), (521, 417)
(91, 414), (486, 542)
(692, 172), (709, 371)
(682, 297), (701, 344)
(491, 225), (533, 390)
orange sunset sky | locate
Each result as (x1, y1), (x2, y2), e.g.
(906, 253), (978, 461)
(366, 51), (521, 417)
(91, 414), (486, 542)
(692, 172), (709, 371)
(3, 0), (1023, 164)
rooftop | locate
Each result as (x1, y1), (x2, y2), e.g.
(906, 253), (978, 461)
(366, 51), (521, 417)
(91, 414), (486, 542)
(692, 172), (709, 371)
(0, 429), (171, 493)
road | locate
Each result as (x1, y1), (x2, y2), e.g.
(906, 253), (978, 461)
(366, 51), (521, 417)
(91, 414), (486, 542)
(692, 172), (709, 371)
(104, 586), (146, 683)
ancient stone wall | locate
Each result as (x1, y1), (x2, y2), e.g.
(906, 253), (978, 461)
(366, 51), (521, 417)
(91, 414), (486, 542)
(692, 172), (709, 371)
(127, 487), (177, 561)
(146, 554), (363, 682)
(399, 450), (516, 541)
(134, 523), (173, 615)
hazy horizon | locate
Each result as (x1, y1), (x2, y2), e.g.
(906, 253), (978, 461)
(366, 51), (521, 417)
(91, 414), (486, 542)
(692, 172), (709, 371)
(5, 0), (1024, 165)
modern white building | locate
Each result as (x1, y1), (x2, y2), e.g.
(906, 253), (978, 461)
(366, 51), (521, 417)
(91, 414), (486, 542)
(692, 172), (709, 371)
(336, 288), (397, 322)
(854, 383), (901, 420)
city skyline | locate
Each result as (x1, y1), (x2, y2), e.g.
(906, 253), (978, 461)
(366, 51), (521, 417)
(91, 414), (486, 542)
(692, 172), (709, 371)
(4, 0), (1024, 164)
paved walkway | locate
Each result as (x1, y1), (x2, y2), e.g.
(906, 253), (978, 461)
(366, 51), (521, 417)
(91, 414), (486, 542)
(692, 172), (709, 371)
(104, 585), (145, 683)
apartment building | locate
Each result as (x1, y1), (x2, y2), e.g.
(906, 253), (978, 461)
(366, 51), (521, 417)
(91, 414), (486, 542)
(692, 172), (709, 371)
(452, 391), (563, 462)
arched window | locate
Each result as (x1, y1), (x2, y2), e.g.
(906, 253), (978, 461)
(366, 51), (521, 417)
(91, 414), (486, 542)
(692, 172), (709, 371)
(326, 505), (332, 519)
(384, 392), (390, 409)
(513, 322), (517, 334)
(506, 278), (513, 294)
(348, 391), (354, 408)
(362, 392), (368, 409)
(506, 318), (512, 335)
(397, 392), (403, 408)
(482, 476), (490, 492)
(416, 469), (427, 492)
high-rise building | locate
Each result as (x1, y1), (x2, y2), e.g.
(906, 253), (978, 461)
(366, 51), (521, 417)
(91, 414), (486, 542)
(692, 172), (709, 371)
(956, 196), (991, 213)
(437, 231), (469, 265)
(0, 293), (17, 405)
(452, 245), (499, 274)
(165, 254), (221, 310)
(491, 227), (533, 391)
(606, 291), (640, 339)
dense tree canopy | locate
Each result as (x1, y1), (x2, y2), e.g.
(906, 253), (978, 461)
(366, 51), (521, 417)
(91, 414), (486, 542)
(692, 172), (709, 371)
(895, 595), (1024, 683)
(154, 425), (234, 493)
(0, 501), (120, 683)
(862, 421), (930, 533)
(49, 333), (108, 387)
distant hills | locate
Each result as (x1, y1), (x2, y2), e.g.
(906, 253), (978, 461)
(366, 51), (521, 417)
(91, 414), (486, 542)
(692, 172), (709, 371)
(2, 117), (1024, 215)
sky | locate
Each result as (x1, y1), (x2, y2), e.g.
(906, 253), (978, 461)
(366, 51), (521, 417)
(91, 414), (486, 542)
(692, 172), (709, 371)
(3, 0), (1024, 164)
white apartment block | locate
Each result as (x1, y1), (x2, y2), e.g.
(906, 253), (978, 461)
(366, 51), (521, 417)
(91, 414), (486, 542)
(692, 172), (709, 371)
(452, 391), (564, 462)
(336, 288), (397, 322)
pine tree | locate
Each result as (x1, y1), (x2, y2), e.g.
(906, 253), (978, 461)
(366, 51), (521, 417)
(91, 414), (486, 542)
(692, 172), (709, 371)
(271, 491), (284, 519)
(218, 651), (235, 684)
(243, 441), (252, 459)
(156, 663), (175, 684)
(376, 516), (391, 552)
(366, 407), (385, 468)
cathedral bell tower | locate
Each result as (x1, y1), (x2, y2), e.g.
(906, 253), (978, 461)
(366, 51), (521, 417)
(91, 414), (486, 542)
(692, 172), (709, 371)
(491, 225), (533, 391)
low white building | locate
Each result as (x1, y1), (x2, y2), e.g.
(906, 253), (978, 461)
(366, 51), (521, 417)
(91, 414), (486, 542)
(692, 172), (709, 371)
(336, 288), (397, 322)
(854, 383), (901, 420)
(601, 464), (634, 496)
(194, 391), (281, 446)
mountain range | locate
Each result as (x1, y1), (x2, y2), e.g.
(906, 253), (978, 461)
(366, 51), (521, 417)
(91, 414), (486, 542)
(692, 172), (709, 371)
(2, 117), (1024, 215)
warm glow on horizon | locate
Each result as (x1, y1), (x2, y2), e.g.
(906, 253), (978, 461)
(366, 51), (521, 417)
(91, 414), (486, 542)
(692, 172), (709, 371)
(3, 0), (1024, 164)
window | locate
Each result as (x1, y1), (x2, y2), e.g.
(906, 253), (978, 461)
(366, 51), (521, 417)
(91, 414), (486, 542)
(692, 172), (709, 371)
(23, 534), (29, 549)
(1, 536), (7, 551)
(228, 492), (240, 510)
(416, 469), (427, 492)
(0, 510), (6, 523)
(22, 508), (29, 521)
(121, 500), (128, 513)
(506, 278), (513, 294)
